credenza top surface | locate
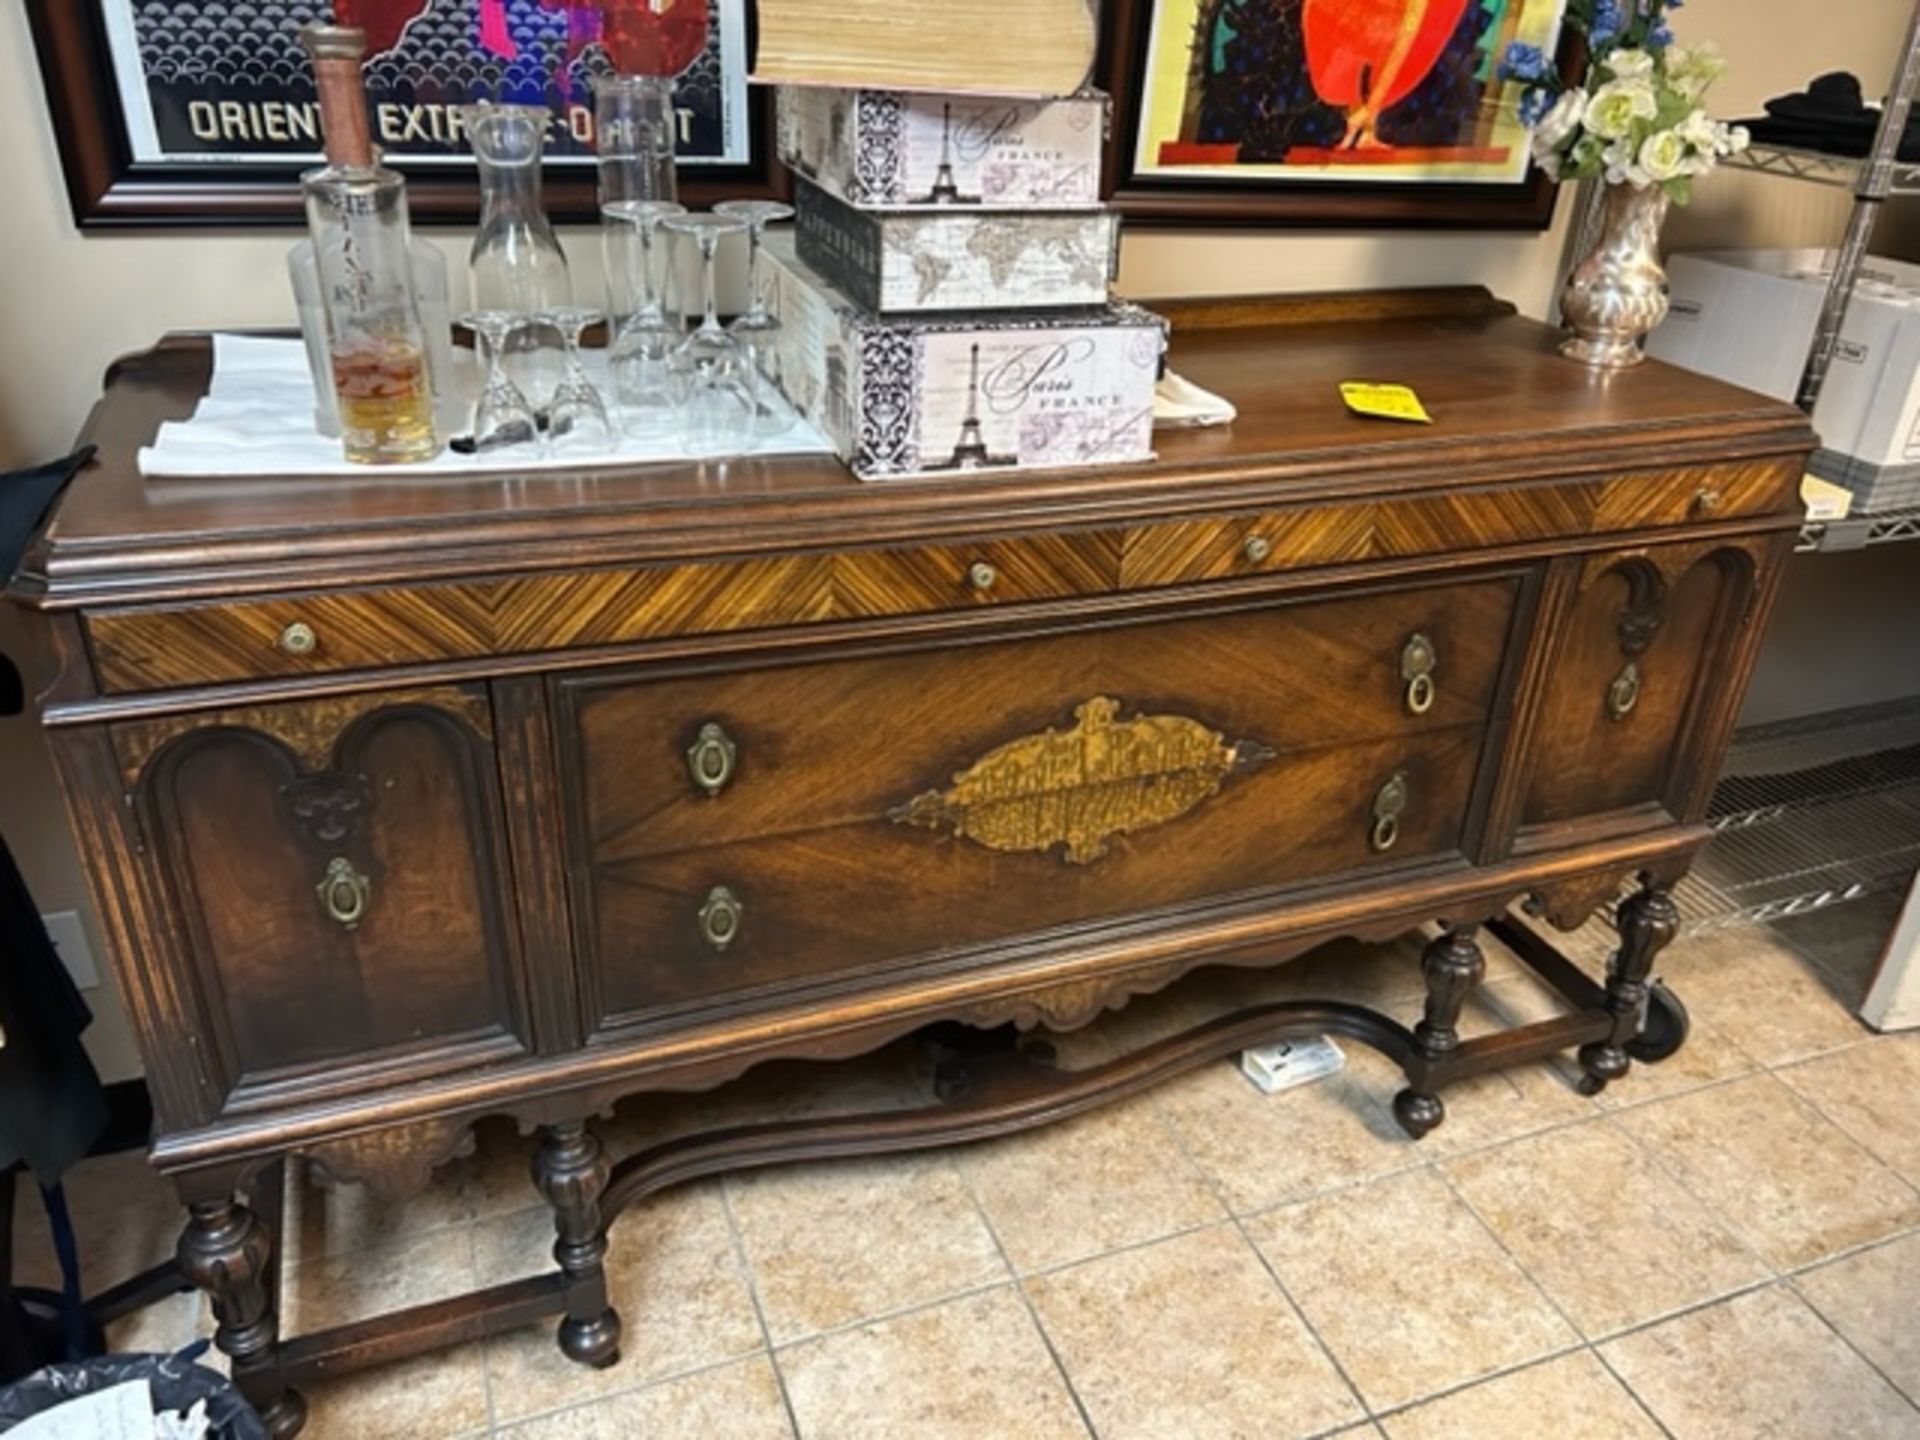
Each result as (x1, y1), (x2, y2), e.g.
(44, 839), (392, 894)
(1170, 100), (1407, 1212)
(18, 289), (1811, 608)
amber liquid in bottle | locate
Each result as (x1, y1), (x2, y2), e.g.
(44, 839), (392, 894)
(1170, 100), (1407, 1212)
(301, 24), (440, 464)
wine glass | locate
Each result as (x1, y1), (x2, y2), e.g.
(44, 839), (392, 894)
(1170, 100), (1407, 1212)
(602, 198), (687, 439)
(661, 211), (754, 460)
(540, 307), (616, 456)
(460, 310), (541, 453)
(714, 198), (795, 436)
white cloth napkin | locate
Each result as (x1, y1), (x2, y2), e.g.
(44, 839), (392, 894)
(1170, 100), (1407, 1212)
(1154, 369), (1238, 429)
(138, 334), (836, 479)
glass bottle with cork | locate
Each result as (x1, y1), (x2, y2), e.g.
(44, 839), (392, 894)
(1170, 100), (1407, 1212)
(295, 22), (443, 464)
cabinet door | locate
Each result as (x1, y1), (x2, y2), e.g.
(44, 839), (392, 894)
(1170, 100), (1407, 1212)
(1521, 539), (1767, 831)
(114, 687), (529, 1106)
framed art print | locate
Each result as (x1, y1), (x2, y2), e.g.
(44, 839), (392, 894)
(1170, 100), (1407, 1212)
(28, 0), (784, 228)
(1101, 0), (1574, 226)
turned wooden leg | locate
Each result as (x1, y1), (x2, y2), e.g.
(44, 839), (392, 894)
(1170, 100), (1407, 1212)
(1393, 925), (1486, 1139)
(1578, 881), (1681, 1095)
(176, 1194), (305, 1439)
(534, 1121), (622, 1369)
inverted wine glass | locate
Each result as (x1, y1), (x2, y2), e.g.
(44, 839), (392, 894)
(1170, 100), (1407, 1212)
(460, 310), (541, 454)
(540, 307), (616, 456)
(603, 198), (687, 438)
(714, 198), (795, 435)
(661, 211), (754, 460)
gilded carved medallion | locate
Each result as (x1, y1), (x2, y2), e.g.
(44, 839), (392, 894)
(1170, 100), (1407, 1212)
(890, 696), (1272, 864)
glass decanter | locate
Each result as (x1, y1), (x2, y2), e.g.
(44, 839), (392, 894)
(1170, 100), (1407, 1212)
(593, 73), (679, 328)
(466, 104), (571, 405)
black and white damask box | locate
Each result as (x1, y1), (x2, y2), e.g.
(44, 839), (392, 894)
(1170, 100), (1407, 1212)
(759, 234), (1163, 481)
(794, 179), (1118, 315)
(777, 88), (1108, 210)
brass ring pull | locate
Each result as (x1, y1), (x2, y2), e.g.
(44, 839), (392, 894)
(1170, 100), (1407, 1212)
(1370, 771), (1409, 854)
(686, 722), (738, 798)
(1242, 534), (1272, 564)
(1400, 632), (1438, 716)
(698, 885), (743, 950)
(968, 561), (998, 592)
(278, 621), (318, 657)
(317, 856), (371, 930)
(1607, 661), (1642, 721)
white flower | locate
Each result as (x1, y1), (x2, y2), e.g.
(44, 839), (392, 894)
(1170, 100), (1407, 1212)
(1533, 88), (1588, 152)
(1605, 48), (1655, 80)
(1723, 123), (1751, 155)
(1604, 136), (1648, 187)
(1639, 128), (1691, 182)
(1586, 79), (1659, 140)
(1676, 108), (1719, 151)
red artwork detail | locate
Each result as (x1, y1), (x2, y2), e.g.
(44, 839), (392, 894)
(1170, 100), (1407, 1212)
(599, 0), (709, 77)
(332, 0), (432, 57)
(1301, 0), (1470, 111)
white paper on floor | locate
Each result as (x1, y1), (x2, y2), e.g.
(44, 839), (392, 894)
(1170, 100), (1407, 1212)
(138, 334), (836, 479)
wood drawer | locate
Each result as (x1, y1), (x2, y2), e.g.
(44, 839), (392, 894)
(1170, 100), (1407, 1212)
(558, 575), (1519, 1031)
(81, 462), (1789, 695)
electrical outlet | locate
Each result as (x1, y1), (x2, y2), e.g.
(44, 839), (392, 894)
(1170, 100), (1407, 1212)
(41, 910), (99, 991)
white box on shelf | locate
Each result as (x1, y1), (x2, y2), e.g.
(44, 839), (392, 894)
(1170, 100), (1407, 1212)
(758, 233), (1163, 481)
(1648, 248), (1920, 509)
(778, 87), (1109, 210)
(794, 178), (1118, 315)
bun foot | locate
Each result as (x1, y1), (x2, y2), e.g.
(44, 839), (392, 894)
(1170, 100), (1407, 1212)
(1577, 1039), (1630, 1096)
(259, 1388), (308, 1440)
(1392, 1089), (1445, 1139)
(559, 1309), (623, 1369)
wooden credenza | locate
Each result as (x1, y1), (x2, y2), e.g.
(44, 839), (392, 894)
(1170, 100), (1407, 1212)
(13, 291), (1812, 1435)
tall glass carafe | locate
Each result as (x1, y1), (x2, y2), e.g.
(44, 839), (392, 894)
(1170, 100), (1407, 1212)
(466, 105), (571, 405)
(298, 24), (441, 464)
(593, 73), (678, 325)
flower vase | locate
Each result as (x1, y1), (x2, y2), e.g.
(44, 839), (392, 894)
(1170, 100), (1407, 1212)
(1560, 182), (1671, 369)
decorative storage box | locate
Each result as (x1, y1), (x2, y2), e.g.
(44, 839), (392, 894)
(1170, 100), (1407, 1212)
(778, 87), (1109, 210)
(794, 179), (1119, 315)
(759, 234), (1163, 481)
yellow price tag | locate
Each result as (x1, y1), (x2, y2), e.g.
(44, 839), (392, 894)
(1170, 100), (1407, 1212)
(1340, 382), (1433, 425)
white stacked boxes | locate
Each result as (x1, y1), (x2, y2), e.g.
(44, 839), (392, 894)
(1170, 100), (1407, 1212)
(765, 85), (1164, 480)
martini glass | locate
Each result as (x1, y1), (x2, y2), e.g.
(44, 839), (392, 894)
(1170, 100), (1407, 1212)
(540, 307), (616, 456)
(459, 310), (540, 454)
(603, 198), (687, 439)
(714, 198), (795, 436)
(661, 211), (754, 460)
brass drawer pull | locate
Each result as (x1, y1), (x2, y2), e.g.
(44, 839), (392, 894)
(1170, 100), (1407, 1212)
(968, 561), (998, 592)
(278, 621), (318, 657)
(1370, 771), (1409, 853)
(687, 722), (738, 797)
(1242, 534), (1272, 563)
(1607, 661), (1642, 721)
(317, 856), (371, 930)
(698, 885), (743, 950)
(1401, 632), (1438, 716)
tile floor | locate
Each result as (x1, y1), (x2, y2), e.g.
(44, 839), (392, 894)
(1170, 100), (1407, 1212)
(11, 896), (1920, 1438)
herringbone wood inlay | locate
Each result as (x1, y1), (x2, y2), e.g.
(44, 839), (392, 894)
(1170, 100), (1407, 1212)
(85, 460), (1796, 693)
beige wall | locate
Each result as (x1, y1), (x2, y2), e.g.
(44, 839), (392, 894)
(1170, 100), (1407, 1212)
(0, 0), (1908, 1080)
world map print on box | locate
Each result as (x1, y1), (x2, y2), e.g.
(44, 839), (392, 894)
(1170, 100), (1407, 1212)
(1132, 0), (1566, 185)
(99, 0), (750, 166)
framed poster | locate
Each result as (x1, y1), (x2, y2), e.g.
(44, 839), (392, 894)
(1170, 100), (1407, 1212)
(27, 0), (784, 228)
(1100, 0), (1573, 227)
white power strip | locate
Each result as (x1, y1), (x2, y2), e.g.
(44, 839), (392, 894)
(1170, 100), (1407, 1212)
(1241, 1036), (1346, 1094)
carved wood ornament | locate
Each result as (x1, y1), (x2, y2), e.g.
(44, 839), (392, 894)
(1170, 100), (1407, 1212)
(891, 696), (1274, 863)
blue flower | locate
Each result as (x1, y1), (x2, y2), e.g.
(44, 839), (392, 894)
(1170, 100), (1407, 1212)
(1518, 87), (1554, 125)
(1500, 40), (1551, 82)
(1648, 20), (1674, 46)
(1590, 0), (1624, 45)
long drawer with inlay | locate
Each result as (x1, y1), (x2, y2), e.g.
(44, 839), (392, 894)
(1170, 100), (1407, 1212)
(555, 574), (1522, 1035)
(80, 459), (1792, 694)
